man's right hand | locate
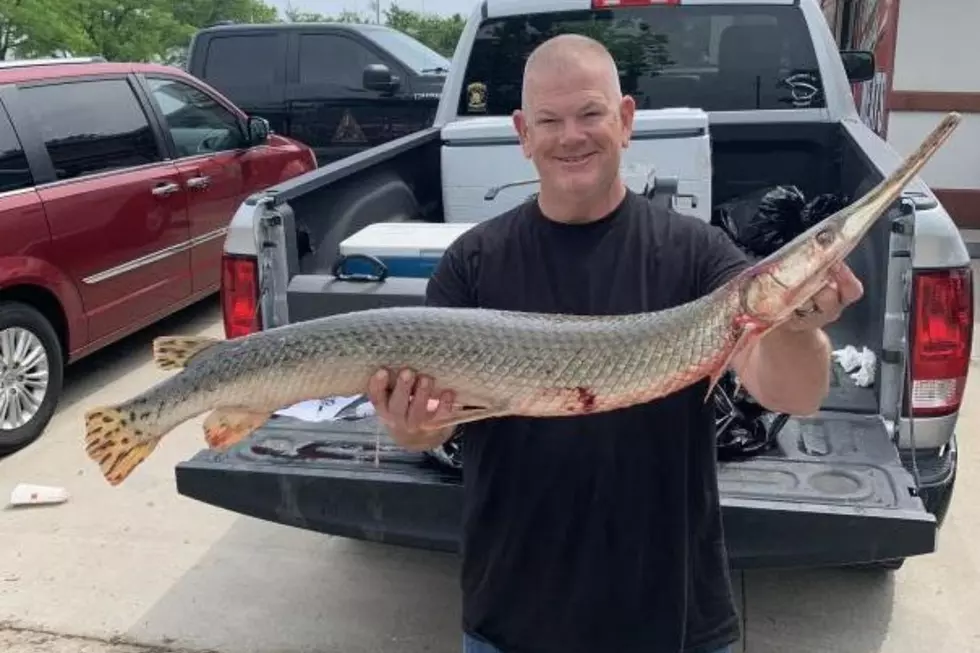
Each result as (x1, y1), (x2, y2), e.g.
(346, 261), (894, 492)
(366, 367), (458, 452)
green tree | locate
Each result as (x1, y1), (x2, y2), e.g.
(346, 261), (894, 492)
(281, 1), (465, 59)
(65, 0), (185, 62)
(383, 2), (464, 58)
(0, 0), (89, 59)
(0, 0), (464, 67)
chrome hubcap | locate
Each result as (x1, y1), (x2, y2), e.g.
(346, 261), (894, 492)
(0, 327), (49, 430)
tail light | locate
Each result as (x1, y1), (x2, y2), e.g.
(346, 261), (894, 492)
(908, 266), (973, 417)
(221, 254), (261, 339)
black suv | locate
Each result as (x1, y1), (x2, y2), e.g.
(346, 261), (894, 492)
(186, 21), (450, 165)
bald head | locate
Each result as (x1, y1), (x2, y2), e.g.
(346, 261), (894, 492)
(510, 33), (635, 224)
(521, 34), (622, 112)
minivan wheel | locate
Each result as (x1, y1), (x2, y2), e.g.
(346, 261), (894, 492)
(0, 302), (64, 454)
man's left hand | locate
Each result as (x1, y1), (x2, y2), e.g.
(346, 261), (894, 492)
(784, 262), (864, 332)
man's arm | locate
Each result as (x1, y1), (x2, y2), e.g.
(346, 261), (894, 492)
(695, 222), (858, 416)
(731, 265), (862, 416)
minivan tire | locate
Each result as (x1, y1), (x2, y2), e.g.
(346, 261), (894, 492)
(0, 301), (64, 454)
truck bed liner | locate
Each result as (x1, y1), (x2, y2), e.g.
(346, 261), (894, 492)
(175, 410), (934, 568)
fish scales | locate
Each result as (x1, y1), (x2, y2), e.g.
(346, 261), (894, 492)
(83, 112), (963, 486)
(113, 293), (741, 444)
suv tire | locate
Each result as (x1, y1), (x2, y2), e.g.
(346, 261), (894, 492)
(0, 301), (64, 454)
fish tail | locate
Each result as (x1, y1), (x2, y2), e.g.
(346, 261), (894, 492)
(84, 406), (162, 486)
(153, 335), (222, 371)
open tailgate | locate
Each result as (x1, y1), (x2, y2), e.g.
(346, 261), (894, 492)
(175, 410), (934, 569)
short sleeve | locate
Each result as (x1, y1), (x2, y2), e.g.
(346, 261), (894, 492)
(695, 220), (753, 297)
(425, 236), (477, 308)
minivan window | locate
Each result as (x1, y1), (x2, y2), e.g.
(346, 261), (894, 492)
(458, 5), (825, 116)
(0, 106), (33, 193)
(146, 77), (248, 157)
(298, 34), (384, 87)
(204, 34), (279, 85)
(19, 79), (162, 181)
(361, 27), (451, 74)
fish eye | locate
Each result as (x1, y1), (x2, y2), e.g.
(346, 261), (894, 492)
(815, 229), (835, 247)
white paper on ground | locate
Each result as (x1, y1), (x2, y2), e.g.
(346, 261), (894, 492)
(9, 483), (70, 506)
(832, 345), (877, 388)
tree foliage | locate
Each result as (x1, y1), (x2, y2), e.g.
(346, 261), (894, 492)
(0, 0), (466, 64)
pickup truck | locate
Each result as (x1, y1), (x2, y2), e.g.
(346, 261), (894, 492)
(174, 0), (973, 572)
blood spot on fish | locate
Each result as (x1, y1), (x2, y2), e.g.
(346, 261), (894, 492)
(575, 386), (597, 412)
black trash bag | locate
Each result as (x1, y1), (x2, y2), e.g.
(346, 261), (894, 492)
(712, 370), (787, 462)
(711, 186), (851, 258)
(748, 185), (807, 254)
(801, 192), (849, 229)
(710, 189), (769, 253)
(711, 186), (807, 257)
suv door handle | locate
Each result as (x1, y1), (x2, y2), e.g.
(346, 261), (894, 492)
(151, 182), (181, 197)
(186, 175), (211, 189)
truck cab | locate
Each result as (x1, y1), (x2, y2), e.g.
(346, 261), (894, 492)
(186, 21), (451, 166)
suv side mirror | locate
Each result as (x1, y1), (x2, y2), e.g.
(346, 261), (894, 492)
(363, 64), (400, 93)
(840, 50), (875, 83)
(247, 115), (271, 145)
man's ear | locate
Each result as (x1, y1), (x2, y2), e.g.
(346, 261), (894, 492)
(512, 109), (532, 159)
(619, 95), (636, 148)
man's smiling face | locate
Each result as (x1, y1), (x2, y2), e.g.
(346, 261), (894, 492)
(513, 51), (635, 210)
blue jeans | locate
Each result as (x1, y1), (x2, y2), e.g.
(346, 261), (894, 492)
(463, 633), (733, 653)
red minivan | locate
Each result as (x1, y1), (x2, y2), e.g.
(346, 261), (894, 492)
(0, 57), (317, 453)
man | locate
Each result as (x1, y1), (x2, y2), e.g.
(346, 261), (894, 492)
(366, 34), (862, 653)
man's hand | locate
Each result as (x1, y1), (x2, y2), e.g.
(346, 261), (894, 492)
(783, 262), (865, 332)
(366, 367), (458, 452)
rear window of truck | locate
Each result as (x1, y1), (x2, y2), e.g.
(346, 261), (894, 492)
(458, 4), (825, 116)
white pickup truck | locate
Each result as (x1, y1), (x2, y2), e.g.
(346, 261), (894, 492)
(175, 0), (972, 571)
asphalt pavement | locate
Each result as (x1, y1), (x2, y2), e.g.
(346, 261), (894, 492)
(0, 295), (977, 653)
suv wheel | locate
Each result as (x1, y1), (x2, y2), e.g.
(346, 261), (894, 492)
(0, 302), (64, 454)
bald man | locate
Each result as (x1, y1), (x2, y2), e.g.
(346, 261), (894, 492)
(367, 33), (861, 653)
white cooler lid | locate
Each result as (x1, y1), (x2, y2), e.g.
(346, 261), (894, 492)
(340, 222), (479, 257)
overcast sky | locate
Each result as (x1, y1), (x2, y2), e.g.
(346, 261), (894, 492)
(268, 0), (478, 18)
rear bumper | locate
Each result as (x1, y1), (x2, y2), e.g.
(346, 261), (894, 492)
(901, 433), (958, 528)
(175, 413), (940, 570)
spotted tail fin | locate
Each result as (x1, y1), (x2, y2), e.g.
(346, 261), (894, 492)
(84, 406), (162, 486)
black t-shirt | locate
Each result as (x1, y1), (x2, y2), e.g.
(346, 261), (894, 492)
(425, 189), (751, 653)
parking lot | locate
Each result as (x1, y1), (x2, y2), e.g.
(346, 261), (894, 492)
(0, 282), (978, 653)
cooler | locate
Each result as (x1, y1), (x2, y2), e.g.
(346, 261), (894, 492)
(440, 107), (713, 224)
(336, 222), (478, 279)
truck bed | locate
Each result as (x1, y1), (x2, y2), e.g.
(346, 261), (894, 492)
(177, 118), (934, 567)
(278, 119), (890, 416)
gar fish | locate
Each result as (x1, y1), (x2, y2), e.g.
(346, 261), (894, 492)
(83, 112), (962, 486)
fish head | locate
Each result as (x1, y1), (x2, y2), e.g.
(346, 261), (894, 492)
(737, 111), (962, 329)
(739, 208), (869, 327)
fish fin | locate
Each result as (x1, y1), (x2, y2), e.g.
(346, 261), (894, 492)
(704, 319), (767, 402)
(84, 406), (162, 486)
(153, 335), (222, 371)
(421, 404), (511, 432)
(203, 408), (272, 449)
